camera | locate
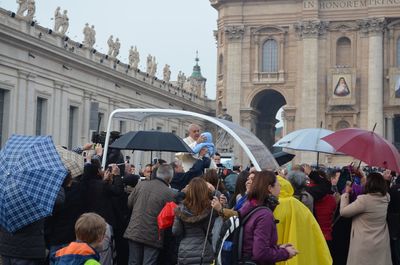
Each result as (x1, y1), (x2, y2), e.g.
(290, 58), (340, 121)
(91, 131), (121, 146)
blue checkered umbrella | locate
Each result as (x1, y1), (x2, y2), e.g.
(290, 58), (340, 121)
(0, 135), (68, 232)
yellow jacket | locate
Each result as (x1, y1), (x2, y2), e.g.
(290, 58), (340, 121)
(274, 176), (332, 265)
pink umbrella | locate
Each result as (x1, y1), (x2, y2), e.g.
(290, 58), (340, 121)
(321, 127), (400, 173)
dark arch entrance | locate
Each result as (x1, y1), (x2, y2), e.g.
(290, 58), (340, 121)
(251, 89), (286, 151)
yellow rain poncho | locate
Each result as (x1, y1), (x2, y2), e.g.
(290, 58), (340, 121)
(275, 176), (332, 265)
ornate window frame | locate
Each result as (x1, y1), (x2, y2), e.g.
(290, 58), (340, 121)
(387, 20), (400, 105)
(335, 36), (353, 67)
(251, 25), (287, 84)
(262, 39), (279, 73)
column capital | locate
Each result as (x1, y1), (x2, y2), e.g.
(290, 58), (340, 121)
(385, 113), (395, 119)
(213, 30), (219, 43)
(294, 20), (329, 39)
(224, 25), (245, 40)
(18, 70), (36, 80)
(358, 18), (386, 36)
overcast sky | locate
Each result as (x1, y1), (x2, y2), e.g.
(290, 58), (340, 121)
(1, 0), (218, 99)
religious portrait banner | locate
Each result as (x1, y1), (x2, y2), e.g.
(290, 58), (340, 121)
(332, 74), (352, 98)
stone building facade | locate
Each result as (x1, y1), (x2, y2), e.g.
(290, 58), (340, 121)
(0, 7), (214, 155)
(211, 0), (400, 163)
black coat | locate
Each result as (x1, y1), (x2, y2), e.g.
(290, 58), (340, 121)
(81, 164), (124, 228)
(45, 181), (83, 246)
(306, 171), (332, 201)
(0, 188), (65, 259)
(0, 220), (46, 259)
(170, 157), (211, 191)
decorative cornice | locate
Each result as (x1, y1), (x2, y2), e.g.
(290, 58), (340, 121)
(357, 18), (386, 35)
(294, 20), (329, 39)
(328, 22), (360, 32)
(224, 25), (245, 40)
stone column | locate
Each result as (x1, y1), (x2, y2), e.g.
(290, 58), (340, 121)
(15, 71), (37, 135)
(239, 108), (259, 166)
(294, 20), (328, 163)
(15, 71), (29, 134)
(224, 25), (244, 123)
(52, 81), (64, 144)
(282, 106), (296, 135)
(82, 92), (92, 143)
(25, 74), (36, 135)
(295, 20), (328, 129)
(278, 36), (285, 73)
(386, 114), (394, 144)
(364, 18), (386, 135)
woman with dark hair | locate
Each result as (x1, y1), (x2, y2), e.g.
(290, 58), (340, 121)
(228, 170), (249, 209)
(172, 177), (215, 264)
(340, 172), (392, 265)
(239, 171), (297, 264)
(203, 169), (229, 197)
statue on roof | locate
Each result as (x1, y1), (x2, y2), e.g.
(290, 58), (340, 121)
(89, 25), (96, 47)
(163, 64), (171, 82)
(129, 46), (140, 69)
(107, 35), (114, 56)
(54, 8), (69, 35)
(26, 0), (35, 20)
(16, 0), (28, 16)
(112, 38), (121, 58)
(83, 23), (96, 48)
(149, 57), (157, 76)
(59, 10), (69, 35)
(177, 71), (186, 88)
(146, 54), (153, 74)
(54, 7), (62, 32)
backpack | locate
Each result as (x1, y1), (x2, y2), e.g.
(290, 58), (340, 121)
(215, 206), (269, 265)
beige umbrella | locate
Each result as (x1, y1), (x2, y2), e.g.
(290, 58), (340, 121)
(55, 146), (84, 178)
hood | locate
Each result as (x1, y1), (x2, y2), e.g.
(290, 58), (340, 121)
(174, 204), (211, 223)
(201, 132), (213, 143)
(192, 132), (215, 157)
(278, 175), (294, 198)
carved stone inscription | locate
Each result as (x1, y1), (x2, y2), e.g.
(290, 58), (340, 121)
(304, 0), (400, 9)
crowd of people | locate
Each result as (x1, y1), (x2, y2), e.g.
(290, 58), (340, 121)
(0, 123), (399, 265)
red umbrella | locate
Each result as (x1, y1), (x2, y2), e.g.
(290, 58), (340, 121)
(321, 128), (400, 173)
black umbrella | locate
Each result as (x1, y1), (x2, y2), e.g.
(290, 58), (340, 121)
(273, 151), (295, 166)
(110, 131), (193, 153)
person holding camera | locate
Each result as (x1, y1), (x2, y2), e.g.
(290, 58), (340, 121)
(340, 172), (392, 265)
(81, 163), (124, 265)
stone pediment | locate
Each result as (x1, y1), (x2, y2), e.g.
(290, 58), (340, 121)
(328, 21), (359, 32)
(252, 25), (288, 35)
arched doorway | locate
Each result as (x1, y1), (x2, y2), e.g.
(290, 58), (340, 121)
(251, 89), (286, 150)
